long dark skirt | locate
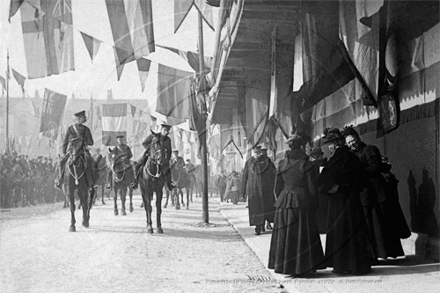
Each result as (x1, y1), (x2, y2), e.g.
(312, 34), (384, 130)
(364, 201), (406, 259)
(268, 207), (325, 275)
(325, 197), (371, 273)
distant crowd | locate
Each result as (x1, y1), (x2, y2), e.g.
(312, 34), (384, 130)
(0, 152), (64, 209)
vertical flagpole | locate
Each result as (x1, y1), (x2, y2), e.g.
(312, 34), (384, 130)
(198, 12), (209, 223)
(90, 94), (93, 132)
(6, 49), (10, 155)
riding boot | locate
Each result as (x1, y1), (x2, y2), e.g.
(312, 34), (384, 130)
(54, 156), (68, 190)
(131, 156), (147, 190)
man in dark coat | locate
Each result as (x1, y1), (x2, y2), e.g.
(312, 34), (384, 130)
(55, 110), (94, 189)
(106, 135), (133, 189)
(131, 124), (174, 190)
(344, 126), (409, 259)
(258, 147), (276, 230)
(317, 128), (371, 275)
(241, 146), (271, 235)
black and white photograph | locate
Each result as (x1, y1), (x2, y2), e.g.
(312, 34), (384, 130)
(0, 0), (439, 292)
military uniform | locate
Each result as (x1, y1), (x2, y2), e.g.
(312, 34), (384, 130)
(55, 111), (94, 189)
(107, 138), (133, 187)
(131, 125), (174, 190)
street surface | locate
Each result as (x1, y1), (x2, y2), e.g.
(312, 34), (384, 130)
(1, 191), (439, 293)
(0, 192), (285, 293)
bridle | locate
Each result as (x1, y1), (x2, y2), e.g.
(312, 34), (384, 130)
(67, 154), (87, 185)
(146, 140), (163, 178)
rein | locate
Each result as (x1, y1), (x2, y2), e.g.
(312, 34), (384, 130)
(68, 155), (87, 185)
(146, 149), (163, 178)
(112, 162), (129, 183)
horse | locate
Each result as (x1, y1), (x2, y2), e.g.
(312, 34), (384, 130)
(168, 163), (191, 210)
(92, 153), (109, 205)
(107, 151), (135, 216)
(62, 152), (95, 232)
(138, 131), (167, 234)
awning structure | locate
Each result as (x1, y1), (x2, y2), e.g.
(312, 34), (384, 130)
(208, 0), (298, 154)
(209, 0), (439, 154)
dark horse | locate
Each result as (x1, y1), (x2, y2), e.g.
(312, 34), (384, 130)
(62, 153), (95, 232)
(93, 152), (109, 205)
(139, 131), (167, 234)
(165, 164), (191, 210)
(107, 151), (135, 216)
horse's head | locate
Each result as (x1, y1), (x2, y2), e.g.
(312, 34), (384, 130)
(149, 131), (164, 164)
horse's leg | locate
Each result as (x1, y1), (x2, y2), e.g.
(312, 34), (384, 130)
(113, 186), (119, 216)
(186, 187), (190, 210)
(80, 185), (90, 228)
(163, 188), (168, 208)
(174, 189), (180, 210)
(101, 184), (106, 204)
(85, 186), (94, 227)
(121, 186), (127, 216)
(129, 186), (133, 213)
(68, 185), (76, 232)
(180, 188), (185, 207)
(141, 185), (153, 233)
(156, 187), (163, 234)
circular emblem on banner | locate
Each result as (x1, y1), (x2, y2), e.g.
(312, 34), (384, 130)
(184, 149), (190, 154)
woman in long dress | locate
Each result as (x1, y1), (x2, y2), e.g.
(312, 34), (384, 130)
(268, 133), (325, 277)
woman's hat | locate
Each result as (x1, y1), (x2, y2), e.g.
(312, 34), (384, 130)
(342, 125), (359, 138)
(322, 128), (343, 144)
(286, 132), (309, 146)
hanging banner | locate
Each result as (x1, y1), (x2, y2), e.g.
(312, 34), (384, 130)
(39, 88), (67, 138)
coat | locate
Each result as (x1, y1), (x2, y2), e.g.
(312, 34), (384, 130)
(274, 151), (317, 210)
(62, 123), (93, 155)
(258, 156), (276, 222)
(269, 150), (325, 275)
(317, 146), (371, 273)
(355, 142), (387, 206)
(112, 143), (133, 164)
(142, 133), (172, 163)
(241, 156), (275, 226)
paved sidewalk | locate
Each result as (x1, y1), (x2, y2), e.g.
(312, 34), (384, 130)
(216, 199), (440, 293)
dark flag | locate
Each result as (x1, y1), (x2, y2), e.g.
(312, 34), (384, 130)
(39, 88), (67, 138)
(189, 75), (208, 153)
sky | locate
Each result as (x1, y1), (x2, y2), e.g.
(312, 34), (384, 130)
(0, 0), (217, 100)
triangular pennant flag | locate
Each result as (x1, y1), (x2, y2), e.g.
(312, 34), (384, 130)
(11, 68), (26, 94)
(194, 0), (214, 30)
(113, 47), (125, 81)
(80, 32), (101, 62)
(0, 76), (6, 96)
(174, 0), (194, 33)
(8, 0), (24, 22)
(131, 105), (136, 117)
(136, 58), (151, 92)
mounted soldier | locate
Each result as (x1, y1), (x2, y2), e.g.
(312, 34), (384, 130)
(170, 149), (185, 170)
(54, 111), (94, 190)
(106, 135), (133, 189)
(131, 124), (175, 191)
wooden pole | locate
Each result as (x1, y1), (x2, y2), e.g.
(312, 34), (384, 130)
(198, 12), (209, 223)
(5, 50), (10, 155)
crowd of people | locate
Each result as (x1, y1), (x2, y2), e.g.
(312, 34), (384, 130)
(0, 152), (64, 208)
(213, 126), (411, 279)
